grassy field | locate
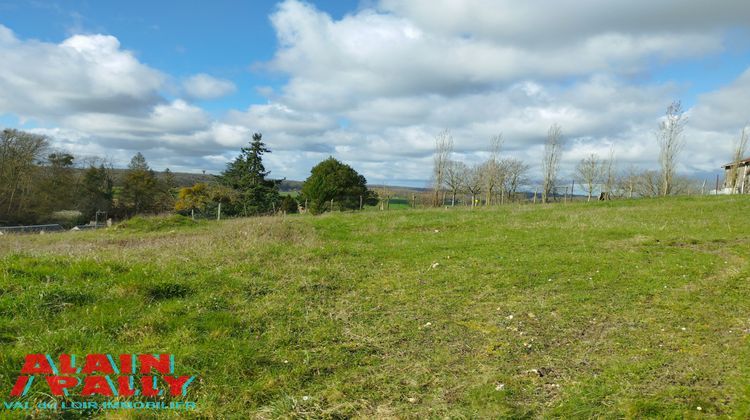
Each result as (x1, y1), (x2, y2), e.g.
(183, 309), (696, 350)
(1, 196), (749, 418)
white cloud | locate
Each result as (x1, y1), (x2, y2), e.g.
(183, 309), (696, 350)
(0, 25), (164, 120)
(227, 103), (336, 136)
(267, 0), (724, 112)
(691, 68), (750, 131)
(182, 73), (236, 100)
(2, 2), (750, 186)
(378, 0), (750, 45)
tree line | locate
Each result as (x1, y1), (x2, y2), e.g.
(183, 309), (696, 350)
(431, 101), (746, 206)
(0, 129), (176, 226)
(0, 129), (376, 226)
(172, 134), (377, 219)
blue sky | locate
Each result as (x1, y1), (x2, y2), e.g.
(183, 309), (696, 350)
(0, 0), (358, 111)
(1, 0), (750, 187)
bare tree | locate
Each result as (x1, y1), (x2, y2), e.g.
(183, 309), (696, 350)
(575, 153), (603, 202)
(602, 145), (616, 197)
(501, 158), (529, 201)
(375, 185), (391, 210)
(637, 169), (661, 197)
(444, 160), (467, 206)
(480, 134), (504, 205)
(461, 164), (483, 207)
(542, 124), (563, 203)
(728, 125), (749, 194)
(656, 101), (687, 196)
(617, 165), (640, 199)
(432, 129), (454, 206)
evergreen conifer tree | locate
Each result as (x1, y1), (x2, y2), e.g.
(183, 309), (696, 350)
(219, 133), (280, 216)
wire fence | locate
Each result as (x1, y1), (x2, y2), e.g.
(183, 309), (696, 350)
(0, 224), (65, 234)
(0, 223), (106, 235)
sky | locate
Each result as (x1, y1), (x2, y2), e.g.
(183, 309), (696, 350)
(1, 0), (750, 187)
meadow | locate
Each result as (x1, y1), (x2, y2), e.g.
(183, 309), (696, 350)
(1, 196), (749, 418)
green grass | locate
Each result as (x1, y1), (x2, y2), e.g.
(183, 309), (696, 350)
(1, 196), (750, 417)
(363, 196), (414, 211)
(115, 214), (203, 232)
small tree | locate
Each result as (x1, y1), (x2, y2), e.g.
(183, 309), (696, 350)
(501, 158), (529, 201)
(155, 168), (177, 212)
(121, 152), (159, 215)
(444, 160), (467, 206)
(37, 152), (77, 217)
(542, 124), (563, 203)
(300, 157), (375, 215)
(481, 133), (504, 205)
(617, 165), (640, 199)
(432, 129), (453, 206)
(174, 183), (210, 219)
(219, 133), (281, 216)
(602, 146), (616, 197)
(78, 164), (114, 221)
(636, 169), (661, 197)
(575, 153), (604, 202)
(461, 164), (483, 207)
(208, 184), (238, 220)
(657, 101), (687, 196)
(279, 196), (299, 214)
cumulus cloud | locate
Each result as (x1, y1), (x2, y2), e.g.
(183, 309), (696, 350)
(378, 0), (750, 45)
(227, 103), (336, 136)
(267, 0), (725, 111)
(0, 25), (164, 120)
(1, 2), (750, 185)
(182, 73), (236, 100)
(690, 68), (750, 132)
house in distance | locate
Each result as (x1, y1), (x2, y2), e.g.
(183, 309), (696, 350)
(723, 157), (750, 194)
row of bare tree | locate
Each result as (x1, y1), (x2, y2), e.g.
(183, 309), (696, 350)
(433, 130), (531, 207)
(431, 101), (749, 205)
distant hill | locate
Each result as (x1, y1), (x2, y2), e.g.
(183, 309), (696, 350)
(93, 168), (431, 194)
(108, 169), (215, 188)
(85, 168), (304, 191)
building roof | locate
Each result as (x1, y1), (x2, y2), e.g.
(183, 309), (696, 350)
(723, 157), (750, 169)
